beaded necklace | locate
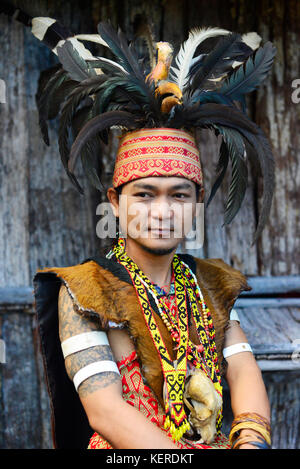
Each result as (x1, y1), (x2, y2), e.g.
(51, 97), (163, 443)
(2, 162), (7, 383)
(110, 237), (223, 440)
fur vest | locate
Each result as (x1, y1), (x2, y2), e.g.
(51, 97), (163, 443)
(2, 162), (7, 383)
(33, 253), (251, 448)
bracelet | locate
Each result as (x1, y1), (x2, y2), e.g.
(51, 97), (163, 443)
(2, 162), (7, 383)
(231, 412), (271, 434)
(230, 421), (271, 446)
(232, 434), (271, 449)
(229, 412), (271, 448)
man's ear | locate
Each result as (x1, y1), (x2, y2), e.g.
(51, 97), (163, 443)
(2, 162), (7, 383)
(199, 187), (205, 203)
(107, 187), (119, 217)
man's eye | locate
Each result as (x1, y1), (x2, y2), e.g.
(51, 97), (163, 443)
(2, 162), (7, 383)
(173, 193), (189, 199)
(134, 192), (153, 198)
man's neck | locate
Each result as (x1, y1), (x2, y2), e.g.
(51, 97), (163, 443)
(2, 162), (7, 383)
(124, 237), (176, 289)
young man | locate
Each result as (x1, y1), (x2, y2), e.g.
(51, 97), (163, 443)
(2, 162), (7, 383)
(55, 173), (271, 450)
(22, 15), (275, 449)
(35, 128), (271, 450)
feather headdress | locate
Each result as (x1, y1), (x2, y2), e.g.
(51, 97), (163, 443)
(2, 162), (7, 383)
(1, 3), (276, 243)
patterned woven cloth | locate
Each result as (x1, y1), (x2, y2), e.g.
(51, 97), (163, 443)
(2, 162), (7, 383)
(88, 350), (230, 449)
(113, 128), (203, 188)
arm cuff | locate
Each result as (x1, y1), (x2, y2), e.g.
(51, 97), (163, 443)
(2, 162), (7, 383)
(73, 360), (120, 391)
(223, 342), (252, 359)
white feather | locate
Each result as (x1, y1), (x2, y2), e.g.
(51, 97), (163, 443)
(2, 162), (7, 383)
(232, 31), (262, 68)
(91, 56), (128, 74)
(55, 39), (109, 75)
(53, 37), (95, 60)
(242, 32), (262, 51)
(31, 17), (97, 63)
(31, 18), (107, 65)
(73, 34), (108, 48)
(31, 17), (56, 41)
(169, 27), (230, 90)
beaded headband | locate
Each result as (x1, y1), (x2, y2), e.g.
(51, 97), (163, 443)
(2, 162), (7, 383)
(113, 128), (203, 188)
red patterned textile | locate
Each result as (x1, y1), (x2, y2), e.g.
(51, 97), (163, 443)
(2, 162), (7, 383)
(88, 350), (230, 449)
(112, 128), (203, 188)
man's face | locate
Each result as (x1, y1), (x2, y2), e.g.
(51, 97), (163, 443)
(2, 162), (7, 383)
(108, 177), (204, 254)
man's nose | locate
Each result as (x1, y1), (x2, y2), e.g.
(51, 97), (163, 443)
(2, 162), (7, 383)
(150, 198), (174, 220)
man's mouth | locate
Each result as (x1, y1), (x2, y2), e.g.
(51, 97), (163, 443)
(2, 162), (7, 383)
(148, 228), (174, 236)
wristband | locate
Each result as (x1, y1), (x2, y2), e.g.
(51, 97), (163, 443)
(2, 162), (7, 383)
(223, 342), (252, 358)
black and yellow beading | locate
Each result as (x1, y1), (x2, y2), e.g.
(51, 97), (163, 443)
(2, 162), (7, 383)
(113, 237), (222, 441)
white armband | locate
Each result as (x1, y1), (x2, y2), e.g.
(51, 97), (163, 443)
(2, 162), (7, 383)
(61, 331), (109, 358)
(229, 308), (240, 322)
(223, 342), (253, 358)
(73, 360), (120, 391)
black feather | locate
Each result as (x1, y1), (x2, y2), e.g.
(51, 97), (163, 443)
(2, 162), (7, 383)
(36, 66), (67, 145)
(72, 106), (104, 191)
(58, 75), (107, 173)
(95, 77), (150, 115)
(189, 41), (252, 83)
(169, 102), (258, 134)
(219, 42), (277, 106)
(232, 127), (275, 244)
(97, 22), (161, 120)
(98, 22), (144, 80)
(217, 126), (248, 225)
(206, 140), (229, 207)
(206, 125), (248, 227)
(68, 110), (144, 174)
(56, 40), (96, 82)
(187, 33), (248, 94)
(87, 58), (128, 76)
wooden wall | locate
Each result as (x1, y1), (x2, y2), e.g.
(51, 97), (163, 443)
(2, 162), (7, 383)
(0, 0), (299, 449)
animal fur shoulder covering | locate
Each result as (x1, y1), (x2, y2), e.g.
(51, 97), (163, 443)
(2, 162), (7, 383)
(36, 256), (251, 405)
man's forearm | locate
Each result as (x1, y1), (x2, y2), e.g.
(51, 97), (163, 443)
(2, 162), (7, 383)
(226, 353), (270, 420)
(86, 396), (178, 449)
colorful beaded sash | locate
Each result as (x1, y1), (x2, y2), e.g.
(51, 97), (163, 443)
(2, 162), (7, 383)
(111, 237), (223, 441)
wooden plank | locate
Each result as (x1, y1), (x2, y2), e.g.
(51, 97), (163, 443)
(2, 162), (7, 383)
(0, 15), (30, 287)
(0, 287), (34, 306)
(236, 298), (300, 307)
(256, 360), (300, 372)
(239, 306), (300, 347)
(265, 370), (300, 449)
(1, 312), (43, 448)
(242, 276), (300, 295)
